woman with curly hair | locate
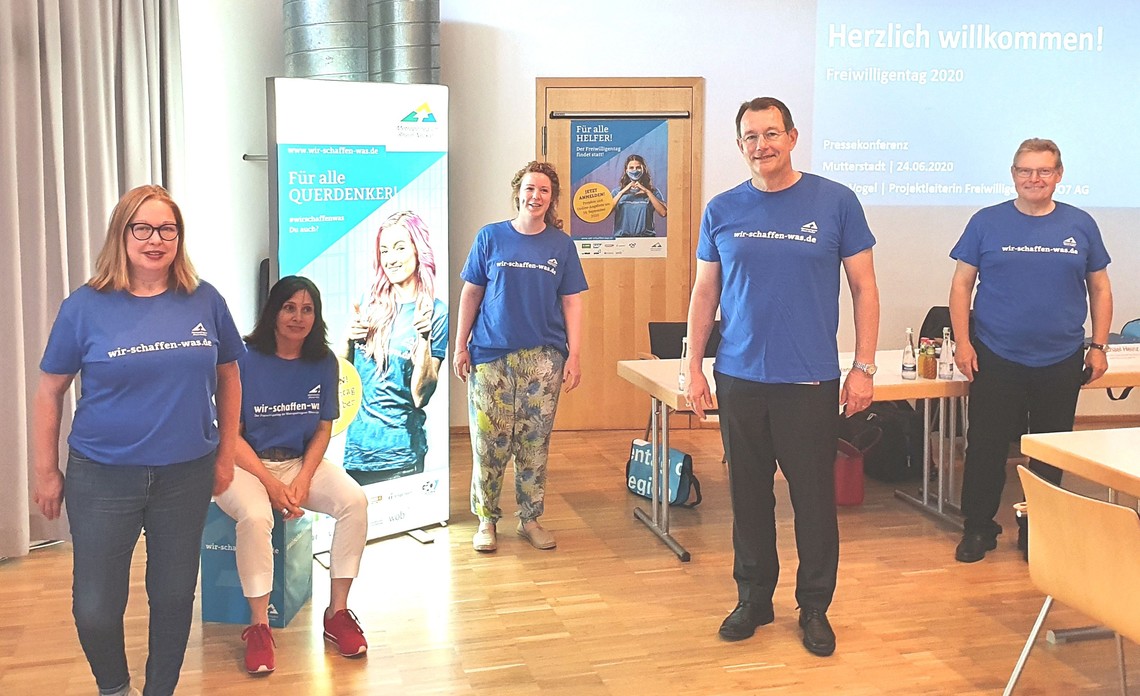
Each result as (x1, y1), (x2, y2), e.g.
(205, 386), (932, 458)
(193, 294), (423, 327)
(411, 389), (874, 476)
(453, 162), (588, 553)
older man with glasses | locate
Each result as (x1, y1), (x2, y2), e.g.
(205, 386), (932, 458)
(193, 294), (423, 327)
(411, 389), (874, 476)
(684, 97), (880, 657)
(949, 138), (1114, 563)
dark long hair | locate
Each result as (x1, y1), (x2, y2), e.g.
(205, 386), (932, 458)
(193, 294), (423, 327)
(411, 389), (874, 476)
(617, 154), (655, 191)
(244, 275), (330, 361)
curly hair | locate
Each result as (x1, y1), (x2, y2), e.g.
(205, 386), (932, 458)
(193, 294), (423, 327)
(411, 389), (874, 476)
(510, 161), (563, 229)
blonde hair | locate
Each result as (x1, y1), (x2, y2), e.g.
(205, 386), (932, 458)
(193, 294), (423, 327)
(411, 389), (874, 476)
(360, 211), (437, 368)
(88, 185), (199, 293)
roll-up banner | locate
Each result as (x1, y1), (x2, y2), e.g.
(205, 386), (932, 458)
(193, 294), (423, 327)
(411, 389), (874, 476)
(267, 77), (450, 549)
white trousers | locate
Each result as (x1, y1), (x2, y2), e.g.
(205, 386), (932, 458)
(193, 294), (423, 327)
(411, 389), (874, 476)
(213, 457), (368, 598)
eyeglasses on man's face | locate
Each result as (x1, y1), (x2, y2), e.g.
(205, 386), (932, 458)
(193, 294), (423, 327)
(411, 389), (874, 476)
(740, 130), (787, 147)
(1012, 167), (1058, 179)
(128, 222), (180, 241)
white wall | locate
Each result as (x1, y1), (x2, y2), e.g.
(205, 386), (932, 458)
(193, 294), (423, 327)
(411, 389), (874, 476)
(179, 0), (284, 332)
(179, 0), (1140, 426)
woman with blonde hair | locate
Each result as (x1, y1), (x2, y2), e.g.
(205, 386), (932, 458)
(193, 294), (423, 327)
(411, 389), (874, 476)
(33, 184), (244, 696)
(344, 210), (448, 482)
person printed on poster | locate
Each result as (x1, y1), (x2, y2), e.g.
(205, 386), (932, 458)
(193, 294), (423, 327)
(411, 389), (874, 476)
(343, 210), (448, 485)
(609, 154), (667, 237)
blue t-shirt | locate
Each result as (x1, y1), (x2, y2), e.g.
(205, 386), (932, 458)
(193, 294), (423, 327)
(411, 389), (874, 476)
(343, 298), (447, 472)
(950, 200), (1110, 367)
(611, 185), (664, 237)
(460, 221), (589, 365)
(239, 348), (339, 456)
(697, 173), (875, 383)
(40, 281), (245, 465)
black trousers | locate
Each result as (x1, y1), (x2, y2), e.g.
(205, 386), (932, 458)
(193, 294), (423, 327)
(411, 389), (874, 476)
(960, 340), (1084, 534)
(714, 372), (840, 611)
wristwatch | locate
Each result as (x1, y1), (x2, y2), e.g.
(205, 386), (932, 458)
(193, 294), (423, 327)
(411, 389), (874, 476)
(1087, 342), (1108, 352)
(852, 361), (877, 376)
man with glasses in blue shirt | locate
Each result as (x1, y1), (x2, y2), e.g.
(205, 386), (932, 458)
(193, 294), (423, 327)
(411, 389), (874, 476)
(684, 97), (880, 657)
(949, 138), (1113, 563)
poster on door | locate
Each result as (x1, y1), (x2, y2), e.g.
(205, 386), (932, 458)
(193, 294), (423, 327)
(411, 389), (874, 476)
(568, 119), (669, 259)
(268, 77), (449, 550)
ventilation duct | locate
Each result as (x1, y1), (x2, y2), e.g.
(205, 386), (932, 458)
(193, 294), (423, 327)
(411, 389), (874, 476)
(283, 0), (368, 81)
(283, 0), (439, 84)
(370, 0), (440, 84)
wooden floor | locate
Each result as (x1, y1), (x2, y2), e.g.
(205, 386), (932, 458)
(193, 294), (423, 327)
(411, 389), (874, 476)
(2, 428), (1137, 695)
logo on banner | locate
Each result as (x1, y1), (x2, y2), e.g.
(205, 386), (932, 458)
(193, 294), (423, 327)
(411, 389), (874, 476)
(401, 103), (437, 123)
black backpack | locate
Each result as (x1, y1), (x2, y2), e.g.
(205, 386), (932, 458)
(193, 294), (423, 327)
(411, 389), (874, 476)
(840, 401), (924, 482)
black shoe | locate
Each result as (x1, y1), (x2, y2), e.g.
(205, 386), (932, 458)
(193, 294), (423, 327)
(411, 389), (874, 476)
(955, 531), (998, 563)
(718, 601), (774, 641)
(798, 607), (836, 657)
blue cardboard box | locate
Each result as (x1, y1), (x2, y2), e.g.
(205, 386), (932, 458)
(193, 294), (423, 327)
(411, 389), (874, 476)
(200, 502), (312, 628)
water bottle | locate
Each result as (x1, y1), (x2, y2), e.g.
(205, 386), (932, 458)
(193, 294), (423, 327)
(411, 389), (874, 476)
(902, 328), (917, 380)
(678, 337), (690, 391)
(938, 327), (954, 380)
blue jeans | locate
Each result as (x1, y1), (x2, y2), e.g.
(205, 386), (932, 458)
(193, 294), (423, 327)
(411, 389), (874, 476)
(65, 448), (216, 696)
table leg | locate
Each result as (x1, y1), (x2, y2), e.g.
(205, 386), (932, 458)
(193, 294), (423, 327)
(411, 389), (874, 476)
(894, 396), (964, 529)
(633, 397), (691, 562)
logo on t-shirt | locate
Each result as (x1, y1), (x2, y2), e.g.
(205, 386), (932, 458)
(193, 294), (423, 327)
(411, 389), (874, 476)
(547, 258), (559, 268)
(800, 221), (819, 235)
(191, 322), (208, 337)
(1063, 237), (1077, 248)
(308, 384), (321, 401)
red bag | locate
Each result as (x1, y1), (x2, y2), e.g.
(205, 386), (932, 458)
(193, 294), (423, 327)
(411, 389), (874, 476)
(835, 428), (881, 506)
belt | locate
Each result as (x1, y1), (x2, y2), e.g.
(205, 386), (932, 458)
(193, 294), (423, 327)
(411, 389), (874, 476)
(257, 447), (301, 462)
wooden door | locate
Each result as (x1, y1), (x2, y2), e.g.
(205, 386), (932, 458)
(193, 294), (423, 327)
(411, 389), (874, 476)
(537, 78), (704, 430)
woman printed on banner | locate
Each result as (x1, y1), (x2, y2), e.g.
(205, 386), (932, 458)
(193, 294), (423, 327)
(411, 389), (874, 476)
(610, 153), (667, 238)
(33, 184), (244, 696)
(454, 161), (588, 553)
(343, 210), (448, 484)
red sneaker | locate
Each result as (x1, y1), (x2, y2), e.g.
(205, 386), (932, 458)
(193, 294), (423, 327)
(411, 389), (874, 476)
(323, 609), (368, 657)
(241, 623), (276, 674)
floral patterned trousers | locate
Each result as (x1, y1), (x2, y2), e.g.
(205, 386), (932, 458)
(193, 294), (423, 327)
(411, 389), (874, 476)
(468, 345), (565, 524)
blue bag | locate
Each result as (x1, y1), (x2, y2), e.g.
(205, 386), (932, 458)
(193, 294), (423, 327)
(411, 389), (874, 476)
(625, 438), (702, 507)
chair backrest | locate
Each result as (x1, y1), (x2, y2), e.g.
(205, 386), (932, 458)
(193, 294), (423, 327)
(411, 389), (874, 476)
(647, 321), (720, 360)
(919, 306), (953, 341)
(1017, 465), (1140, 645)
(1121, 318), (1140, 339)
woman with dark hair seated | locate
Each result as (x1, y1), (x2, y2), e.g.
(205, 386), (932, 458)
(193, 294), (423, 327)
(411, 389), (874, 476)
(214, 275), (369, 674)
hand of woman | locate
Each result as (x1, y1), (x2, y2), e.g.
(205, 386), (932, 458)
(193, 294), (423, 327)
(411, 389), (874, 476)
(346, 304), (368, 342)
(453, 349), (471, 382)
(413, 302), (433, 339)
(212, 460), (234, 496)
(562, 354), (582, 392)
(629, 182), (644, 195)
(33, 468), (65, 520)
(264, 477), (303, 518)
(287, 474), (313, 511)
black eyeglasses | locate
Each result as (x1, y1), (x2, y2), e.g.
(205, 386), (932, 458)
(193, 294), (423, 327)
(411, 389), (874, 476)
(128, 223), (180, 241)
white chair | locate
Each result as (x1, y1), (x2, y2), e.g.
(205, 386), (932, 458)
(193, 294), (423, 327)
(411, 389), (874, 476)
(1004, 465), (1140, 695)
